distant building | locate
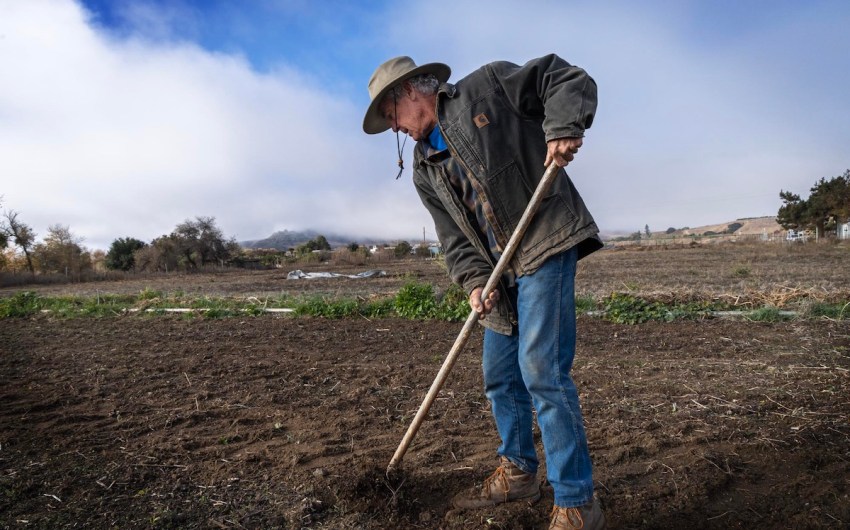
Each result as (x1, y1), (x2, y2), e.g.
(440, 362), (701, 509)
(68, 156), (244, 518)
(786, 229), (806, 242)
(838, 222), (850, 240)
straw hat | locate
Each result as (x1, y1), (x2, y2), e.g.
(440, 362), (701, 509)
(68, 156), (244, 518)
(362, 56), (450, 134)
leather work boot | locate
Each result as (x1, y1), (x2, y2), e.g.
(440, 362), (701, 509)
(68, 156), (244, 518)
(452, 456), (541, 510)
(549, 498), (607, 530)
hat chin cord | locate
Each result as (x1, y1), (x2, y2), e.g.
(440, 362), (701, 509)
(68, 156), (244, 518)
(395, 132), (408, 179)
(394, 96), (408, 179)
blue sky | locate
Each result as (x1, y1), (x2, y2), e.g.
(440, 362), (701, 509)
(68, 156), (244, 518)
(1, 0), (848, 250)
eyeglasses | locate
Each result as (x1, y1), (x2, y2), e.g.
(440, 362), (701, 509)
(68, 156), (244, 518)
(394, 96), (407, 179)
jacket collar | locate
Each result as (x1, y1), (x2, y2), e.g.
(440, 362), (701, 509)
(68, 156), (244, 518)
(438, 82), (457, 98)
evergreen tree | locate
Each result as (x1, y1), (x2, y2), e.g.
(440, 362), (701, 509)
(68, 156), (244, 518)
(778, 170), (850, 232)
(105, 237), (147, 271)
(394, 241), (412, 257)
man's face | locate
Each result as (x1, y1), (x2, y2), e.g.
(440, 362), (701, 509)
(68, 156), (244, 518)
(381, 83), (436, 141)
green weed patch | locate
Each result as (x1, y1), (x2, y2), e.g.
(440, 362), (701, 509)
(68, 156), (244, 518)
(575, 295), (597, 314)
(745, 307), (791, 322)
(802, 302), (850, 320)
(0, 291), (42, 317)
(601, 293), (731, 324)
(394, 282), (437, 319)
(394, 281), (472, 321)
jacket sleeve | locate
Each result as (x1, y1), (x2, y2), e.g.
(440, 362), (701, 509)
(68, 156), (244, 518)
(412, 169), (493, 294)
(488, 54), (597, 141)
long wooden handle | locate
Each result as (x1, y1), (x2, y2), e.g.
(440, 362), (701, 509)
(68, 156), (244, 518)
(387, 161), (561, 472)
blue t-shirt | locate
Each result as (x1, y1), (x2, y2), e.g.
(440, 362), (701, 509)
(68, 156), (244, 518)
(428, 126), (447, 151)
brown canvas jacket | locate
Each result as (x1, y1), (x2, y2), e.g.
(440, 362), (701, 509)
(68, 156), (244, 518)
(412, 54), (603, 334)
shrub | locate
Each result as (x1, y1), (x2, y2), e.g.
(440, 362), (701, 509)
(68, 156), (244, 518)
(394, 241), (413, 258)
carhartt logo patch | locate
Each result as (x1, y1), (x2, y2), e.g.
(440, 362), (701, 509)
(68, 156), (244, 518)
(473, 113), (490, 128)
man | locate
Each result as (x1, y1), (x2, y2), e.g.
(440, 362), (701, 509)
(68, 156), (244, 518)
(363, 55), (606, 530)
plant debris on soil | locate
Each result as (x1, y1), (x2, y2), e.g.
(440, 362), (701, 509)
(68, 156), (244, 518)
(2, 315), (848, 529)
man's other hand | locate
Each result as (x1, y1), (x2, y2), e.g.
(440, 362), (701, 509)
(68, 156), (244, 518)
(469, 287), (499, 320)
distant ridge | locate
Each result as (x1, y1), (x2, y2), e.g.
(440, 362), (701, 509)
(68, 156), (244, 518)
(247, 219), (784, 249)
(603, 216), (782, 241)
(241, 230), (336, 250)
(240, 229), (395, 250)
(677, 216), (781, 237)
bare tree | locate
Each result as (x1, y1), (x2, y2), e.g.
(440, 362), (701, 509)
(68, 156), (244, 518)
(2, 209), (37, 273)
(173, 216), (233, 268)
(133, 217), (236, 272)
(0, 197), (7, 249)
(34, 224), (90, 275)
(134, 235), (180, 272)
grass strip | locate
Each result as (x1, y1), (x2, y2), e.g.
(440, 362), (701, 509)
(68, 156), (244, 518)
(2, 285), (849, 323)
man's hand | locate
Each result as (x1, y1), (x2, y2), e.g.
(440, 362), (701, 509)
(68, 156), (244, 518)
(469, 286), (500, 320)
(545, 137), (583, 167)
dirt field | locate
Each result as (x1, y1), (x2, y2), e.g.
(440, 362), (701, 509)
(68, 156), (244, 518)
(2, 245), (849, 529)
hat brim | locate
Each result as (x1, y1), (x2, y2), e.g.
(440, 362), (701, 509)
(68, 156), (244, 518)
(362, 62), (451, 135)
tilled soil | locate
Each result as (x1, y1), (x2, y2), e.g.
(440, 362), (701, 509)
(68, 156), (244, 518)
(1, 315), (848, 529)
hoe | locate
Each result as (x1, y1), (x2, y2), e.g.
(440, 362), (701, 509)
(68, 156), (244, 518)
(388, 161), (562, 473)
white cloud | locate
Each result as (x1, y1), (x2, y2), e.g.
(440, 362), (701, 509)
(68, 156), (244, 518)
(0, 0), (432, 250)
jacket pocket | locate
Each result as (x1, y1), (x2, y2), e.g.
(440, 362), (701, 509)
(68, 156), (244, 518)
(520, 192), (578, 257)
(483, 162), (534, 233)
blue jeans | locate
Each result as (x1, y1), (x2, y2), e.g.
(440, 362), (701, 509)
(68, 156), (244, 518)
(482, 247), (594, 507)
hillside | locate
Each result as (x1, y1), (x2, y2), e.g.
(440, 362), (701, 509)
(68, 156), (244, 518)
(241, 230), (337, 250)
(246, 218), (785, 249)
(677, 216), (782, 237)
(240, 229), (392, 250)
(603, 216), (783, 241)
